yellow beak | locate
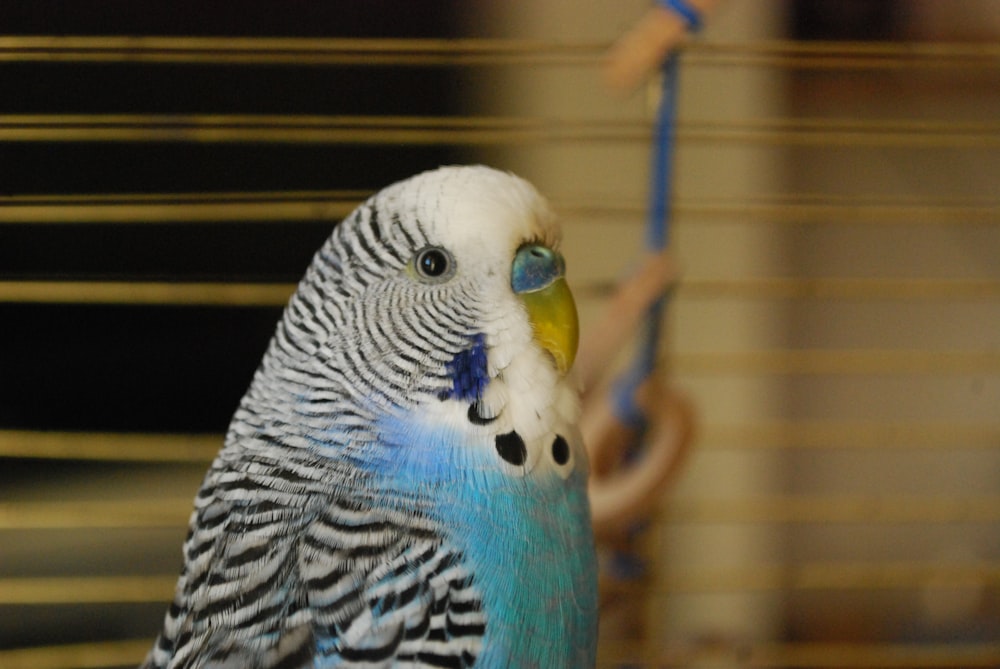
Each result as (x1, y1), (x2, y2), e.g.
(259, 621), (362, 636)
(519, 277), (579, 375)
(512, 244), (579, 376)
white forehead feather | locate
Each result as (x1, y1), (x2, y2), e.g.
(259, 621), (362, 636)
(386, 165), (559, 257)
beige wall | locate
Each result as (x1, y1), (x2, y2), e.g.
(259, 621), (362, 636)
(461, 0), (795, 646)
(461, 0), (1000, 651)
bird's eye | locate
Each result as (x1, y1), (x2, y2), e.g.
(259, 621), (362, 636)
(413, 247), (454, 281)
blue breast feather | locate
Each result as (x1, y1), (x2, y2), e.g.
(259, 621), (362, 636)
(369, 411), (599, 668)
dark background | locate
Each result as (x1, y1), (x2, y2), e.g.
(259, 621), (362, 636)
(0, 1), (468, 436)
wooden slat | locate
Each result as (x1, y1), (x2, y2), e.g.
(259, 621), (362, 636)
(1, 421), (995, 465)
(0, 191), (363, 223)
(691, 39), (1000, 71)
(3, 192), (997, 225)
(3, 278), (999, 305)
(0, 430), (219, 462)
(620, 560), (1000, 594)
(747, 642), (1000, 669)
(670, 197), (1000, 225)
(3, 639), (999, 669)
(699, 420), (1000, 450)
(598, 641), (1000, 668)
(0, 35), (607, 67)
(0, 576), (176, 605)
(665, 494), (1000, 524)
(4, 493), (1000, 530)
(0, 281), (296, 306)
(0, 114), (996, 148)
(671, 349), (1000, 376)
(0, 640), (153, 669)
(3, 561), (997, 605)
(677, 277), (1000, 300)
(0, 36), (997, 70)
(0, 498), (192, 529)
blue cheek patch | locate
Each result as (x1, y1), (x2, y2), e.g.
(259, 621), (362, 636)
(441, 333), (488, 403)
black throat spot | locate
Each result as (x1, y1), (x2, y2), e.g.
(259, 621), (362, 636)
(467, 401), (498, 425)
(551, 435), (570, 465)
(494, 431), (527, 466)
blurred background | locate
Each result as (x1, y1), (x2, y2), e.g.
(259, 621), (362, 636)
(1, 1), (999, 667)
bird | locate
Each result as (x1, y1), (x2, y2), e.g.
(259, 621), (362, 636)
(142, 165), (598, 669)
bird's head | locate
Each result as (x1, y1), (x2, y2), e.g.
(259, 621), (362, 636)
(285, 165), (578, 396)
(392, 165), (578, 378)
(249, 165), (582, 478)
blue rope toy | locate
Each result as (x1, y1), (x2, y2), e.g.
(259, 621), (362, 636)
(612, 1), (694, 429)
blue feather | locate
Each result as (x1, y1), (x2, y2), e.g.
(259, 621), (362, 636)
(373, 410), (598, 669)
(442, 333), (489, 402)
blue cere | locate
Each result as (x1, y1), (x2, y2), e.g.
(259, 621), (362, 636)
(511, 244), (564, 294)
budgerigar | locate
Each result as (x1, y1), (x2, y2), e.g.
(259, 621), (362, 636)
(143, 165), (598, 668)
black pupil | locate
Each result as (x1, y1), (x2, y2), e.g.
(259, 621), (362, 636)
(420, 250), (447, 277)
